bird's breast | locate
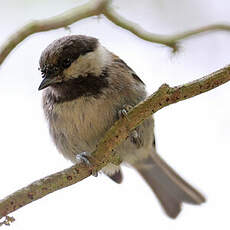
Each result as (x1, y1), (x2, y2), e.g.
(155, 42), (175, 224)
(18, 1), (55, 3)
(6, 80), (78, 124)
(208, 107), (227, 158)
(43, 94), (118, 162)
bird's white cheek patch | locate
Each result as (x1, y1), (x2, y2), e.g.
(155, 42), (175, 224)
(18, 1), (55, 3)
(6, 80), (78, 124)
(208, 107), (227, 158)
(63, 45), (111, 79)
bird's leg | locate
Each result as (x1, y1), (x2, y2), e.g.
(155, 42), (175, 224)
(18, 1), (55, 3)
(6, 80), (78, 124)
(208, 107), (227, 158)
(76, 152), (98, 177)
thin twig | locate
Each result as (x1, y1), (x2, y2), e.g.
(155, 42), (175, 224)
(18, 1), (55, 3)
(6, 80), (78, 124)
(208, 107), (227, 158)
(0, 64), (230, 220)
(104, 4), (230, 51)
(1, 0), (230, 65)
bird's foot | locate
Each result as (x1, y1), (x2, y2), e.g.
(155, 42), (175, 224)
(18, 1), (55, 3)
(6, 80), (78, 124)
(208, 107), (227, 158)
(76, 152), (98, 177)
(118, 104), (133, 119)
(130, 129), (143, 148)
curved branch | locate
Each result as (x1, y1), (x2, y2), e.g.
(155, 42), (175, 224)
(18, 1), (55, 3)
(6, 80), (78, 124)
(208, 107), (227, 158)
(104, 4), (230, 51)
(0, 64), (230, 220)
(0, 0), (108, 66)
(1, 0), (230, 65)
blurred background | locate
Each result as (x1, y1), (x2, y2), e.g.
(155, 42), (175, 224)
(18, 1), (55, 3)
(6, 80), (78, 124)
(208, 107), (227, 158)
(0, 0), (230, 229)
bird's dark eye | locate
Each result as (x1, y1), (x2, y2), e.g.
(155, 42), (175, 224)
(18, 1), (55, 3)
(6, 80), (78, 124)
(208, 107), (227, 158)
(62, 58), (72, 68)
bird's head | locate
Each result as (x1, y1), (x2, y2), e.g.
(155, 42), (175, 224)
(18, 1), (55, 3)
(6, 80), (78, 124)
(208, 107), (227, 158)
(38, 35), (110, 91)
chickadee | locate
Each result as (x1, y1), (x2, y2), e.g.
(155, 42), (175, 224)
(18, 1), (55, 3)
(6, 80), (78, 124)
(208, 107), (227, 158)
(38, 35), (205, 218)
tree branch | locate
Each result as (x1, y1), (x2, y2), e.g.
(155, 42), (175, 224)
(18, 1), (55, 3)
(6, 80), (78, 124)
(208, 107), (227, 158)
(0, 64), (230, 220)
(0, 0), (108, 66)
(1, 0), (230, 65)
(104, 4), (230, 51)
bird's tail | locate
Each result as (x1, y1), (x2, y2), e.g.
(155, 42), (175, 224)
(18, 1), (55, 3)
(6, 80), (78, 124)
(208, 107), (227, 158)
(133, 153), (205, 218)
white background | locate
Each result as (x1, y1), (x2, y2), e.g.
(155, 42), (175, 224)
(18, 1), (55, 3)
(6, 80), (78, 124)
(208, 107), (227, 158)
(0, 0), (230, 229)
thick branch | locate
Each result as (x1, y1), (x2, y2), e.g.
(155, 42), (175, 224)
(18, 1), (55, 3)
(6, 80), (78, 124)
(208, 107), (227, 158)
(0, 65), (230, 219)
(1, 0), (230, 65)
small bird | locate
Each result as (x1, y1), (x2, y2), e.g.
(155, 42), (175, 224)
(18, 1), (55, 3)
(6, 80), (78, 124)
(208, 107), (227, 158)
(38, 35), (205, 218)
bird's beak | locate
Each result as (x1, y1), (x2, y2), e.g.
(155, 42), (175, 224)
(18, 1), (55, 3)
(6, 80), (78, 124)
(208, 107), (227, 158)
(38, 75), (60, 90)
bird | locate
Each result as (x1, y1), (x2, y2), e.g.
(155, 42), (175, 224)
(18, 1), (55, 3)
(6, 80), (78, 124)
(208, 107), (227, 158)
(38, 35), (205, 218)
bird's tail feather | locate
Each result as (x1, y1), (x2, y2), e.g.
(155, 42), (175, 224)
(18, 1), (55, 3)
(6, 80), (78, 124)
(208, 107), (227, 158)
(133, 153), (205, 218)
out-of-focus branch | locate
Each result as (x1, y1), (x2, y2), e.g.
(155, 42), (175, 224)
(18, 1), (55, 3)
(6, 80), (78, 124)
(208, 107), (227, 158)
(1, 0), (230, 65)
(0, 64), (230, 220)
(0, 0), (108, 66)
(104, 4), (230, 51)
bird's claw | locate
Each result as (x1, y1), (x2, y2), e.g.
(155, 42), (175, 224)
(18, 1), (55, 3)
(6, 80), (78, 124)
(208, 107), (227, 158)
(76, 152), (98, 177)
(130, 130), (143, 148)
(118, 104), (133, 119)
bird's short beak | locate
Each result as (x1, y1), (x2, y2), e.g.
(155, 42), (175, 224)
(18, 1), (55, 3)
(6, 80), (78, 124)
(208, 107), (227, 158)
(38, 75), (59, 90)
